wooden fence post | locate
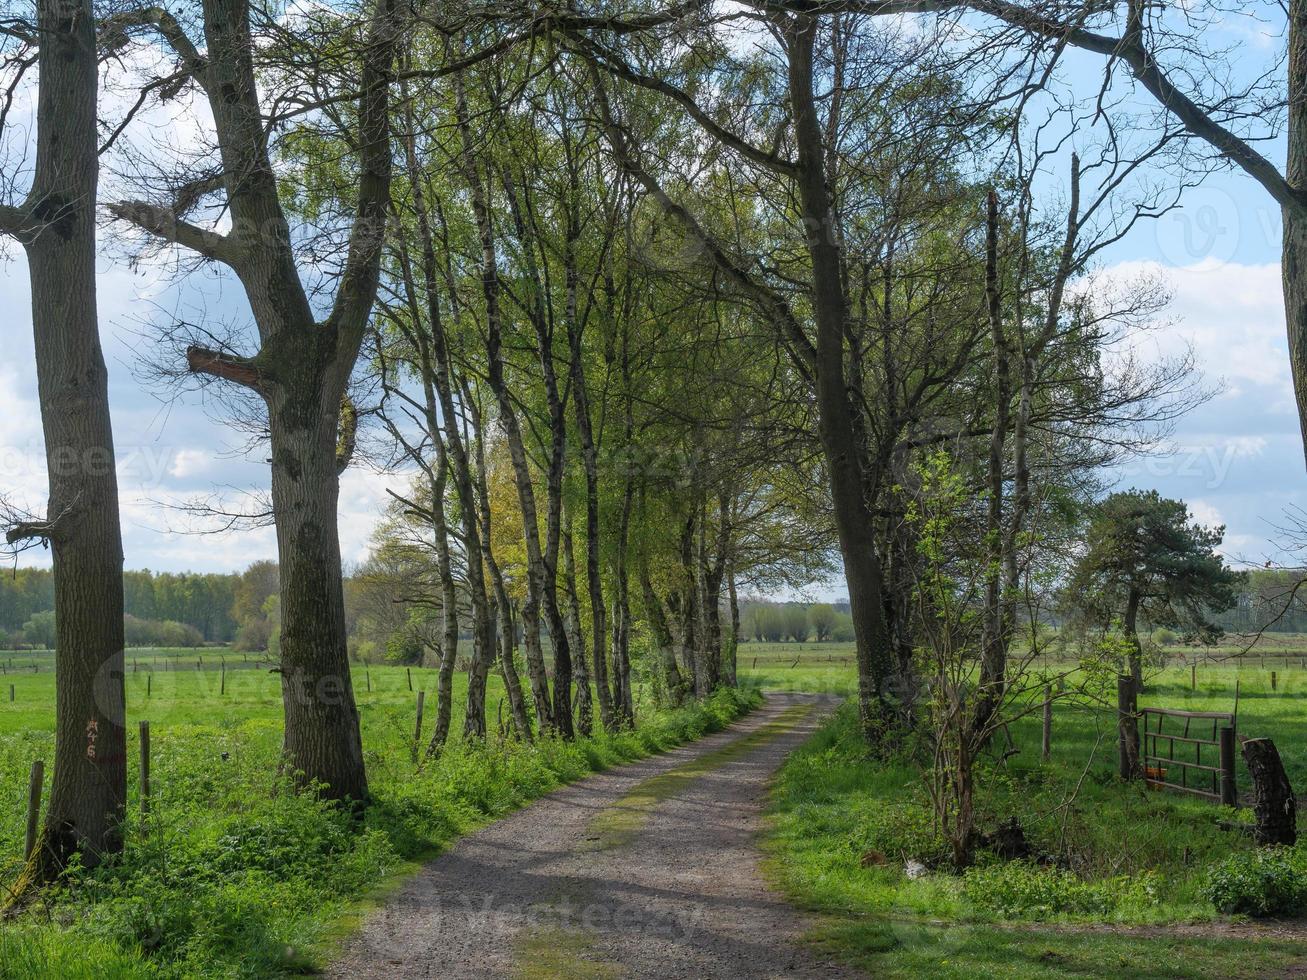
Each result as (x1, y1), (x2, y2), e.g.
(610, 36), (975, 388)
(1272, 671), (1278, 692)
(139, 720), (151, 829)
(366, 669), (371, 693)
(1219, 726), (1238, 806)
(147, 672), (152, 698)
(8, 684), (13, 702)
(1191, 664), (1197, 691)
(220, 660), (226, 696)
(25, 759), (44, 860)
(407, 667), (413, 692)
(1118, 674), (1140, 780)
(1042, 685), (1052, 762)
(412, 690), (426, 764)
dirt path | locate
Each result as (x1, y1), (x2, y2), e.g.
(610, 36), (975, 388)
(327, 692), (856, 979)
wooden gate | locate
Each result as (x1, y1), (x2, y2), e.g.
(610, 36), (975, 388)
(1140, 707), (1238, 805)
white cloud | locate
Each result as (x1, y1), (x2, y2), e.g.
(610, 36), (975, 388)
(339, 466), (405, 565)
(1188, 499), (1224, 528)
(1099, 260), (1290, 406)
(168, 448), (213, 479)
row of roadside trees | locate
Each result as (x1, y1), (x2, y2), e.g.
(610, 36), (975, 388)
(0, 0), (1302, 890)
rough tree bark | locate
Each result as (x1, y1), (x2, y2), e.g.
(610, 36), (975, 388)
(112, 0), (403, 801)
(1, 0), (127, 880)
(562, 521), (594, 735)
(1242, 737), (1297, 846)
(977, 189), (1011, 733)
(641, 566), (687, 706)
(785, 16), (896, 733)
(611, 474), (636, 724)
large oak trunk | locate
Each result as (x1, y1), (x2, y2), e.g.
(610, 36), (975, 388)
(268, 388), (366, 801)
(20, 0), (127, 876)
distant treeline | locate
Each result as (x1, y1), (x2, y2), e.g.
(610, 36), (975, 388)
(738, 600), (855, 643)
(1, 567), (240, 646)
(1209, 568), (1307, 635)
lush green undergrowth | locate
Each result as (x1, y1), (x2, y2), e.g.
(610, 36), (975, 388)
(765, 702), (1307, 977)
(0, 684), (759, 979)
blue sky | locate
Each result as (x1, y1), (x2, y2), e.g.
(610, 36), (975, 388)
(0, 9), (1300, 586)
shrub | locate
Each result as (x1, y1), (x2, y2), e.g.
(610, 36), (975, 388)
(963, 862), (1159, 920)
(233, 618), (272, 652)
(385, 629), (424, 665)
(848, 799), (943, 865)
(124, 615), (204, 648)
(1204, 849), (1307, 916)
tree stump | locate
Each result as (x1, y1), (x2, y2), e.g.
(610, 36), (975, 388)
(1241, 737), (1296, 846)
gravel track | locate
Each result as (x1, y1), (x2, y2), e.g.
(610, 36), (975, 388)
(327, 692), (856, 979)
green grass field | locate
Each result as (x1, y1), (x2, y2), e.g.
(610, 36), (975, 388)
(0, 649), (758, 978)
(3, 641), (1306, 976)
(746, 641), (1307, 977)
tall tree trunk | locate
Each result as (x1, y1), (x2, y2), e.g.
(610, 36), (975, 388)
(1287, 2), (1307, 459)
(568, 299), (615, 731)
(641, 567), (687, 706)
(429, 449), (458, 750)
(107, 0), (399, 798)
(786, 17), (895, 736)
(677, 512), (705, 696)
(563, 521), (594, 736)
(1124, 587), (1143, 690)
(498, 167), (576, 738)
(395, 99), (497, 742)
(493, 595), (532, 740)
(976, 189), (1010, 736)
(453, 75), (555, 733)
(724, 556), (740, 688)
(268, 379), (367, 802)
(468, 394), (532, 740)
(695, 501), (726, 695)
(611, 476), (635, 724)
(4, 0), (127, 879)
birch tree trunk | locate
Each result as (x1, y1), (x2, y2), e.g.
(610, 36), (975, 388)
(563, 522), (594, 735)
(611, 475), (635, 724)
(642, 568), (687, 706)
(453, 76), (555, 733)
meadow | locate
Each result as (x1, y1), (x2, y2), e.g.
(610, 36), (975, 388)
(0, 650), (759, 978)
(4, 640), (1306, 976)
(743, 640), (1307, 977)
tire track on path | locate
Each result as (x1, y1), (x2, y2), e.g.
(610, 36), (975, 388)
(328, 692), (855, 979)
